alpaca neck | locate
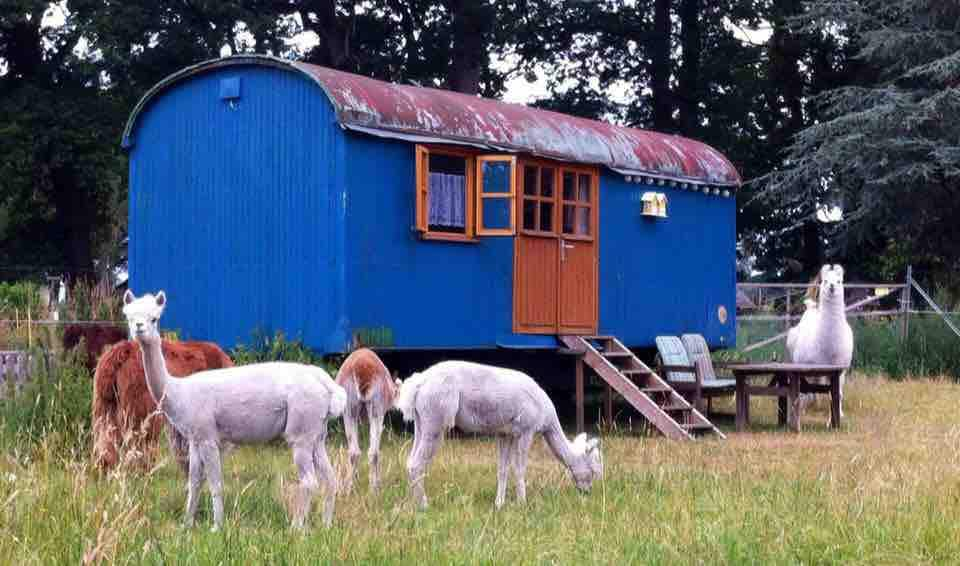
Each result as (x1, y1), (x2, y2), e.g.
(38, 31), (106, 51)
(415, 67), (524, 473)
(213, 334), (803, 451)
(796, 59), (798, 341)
(138, 338), (172, 409)
(542, 416), (583, 472)
(818, 292), (846, 322)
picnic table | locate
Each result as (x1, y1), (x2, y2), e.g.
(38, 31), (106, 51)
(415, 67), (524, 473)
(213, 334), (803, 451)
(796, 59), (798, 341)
(724, 362), (847, 432)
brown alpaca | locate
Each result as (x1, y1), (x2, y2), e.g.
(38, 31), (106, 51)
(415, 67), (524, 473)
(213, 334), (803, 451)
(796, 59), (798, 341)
(91, 340), (233, 472)
(335, 348), (399, 492)
(62, 324), (128, 373)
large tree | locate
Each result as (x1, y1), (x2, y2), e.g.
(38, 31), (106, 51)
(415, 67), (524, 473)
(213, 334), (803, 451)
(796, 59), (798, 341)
(764, 0), (960, 288)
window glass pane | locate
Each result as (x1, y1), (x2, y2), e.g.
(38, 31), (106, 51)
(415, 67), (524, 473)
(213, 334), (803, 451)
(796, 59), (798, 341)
(563, 172), (575, 201)
(481, 197), (511, 231)
(481, 161), (511, 194)
(541, 168), (555, 197)
(523, 166), (538, 196)
(427, 153), (467, 233)
(578, 174), (591, 202)
(523, 200), (537, 230)
(562, 204), (575, 234)
(576, 206), (591, 235)
(540, 202), (554, 232)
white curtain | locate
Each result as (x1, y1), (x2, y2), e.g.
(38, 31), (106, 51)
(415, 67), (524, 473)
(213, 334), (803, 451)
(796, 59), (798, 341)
(428, 172), (466, 228)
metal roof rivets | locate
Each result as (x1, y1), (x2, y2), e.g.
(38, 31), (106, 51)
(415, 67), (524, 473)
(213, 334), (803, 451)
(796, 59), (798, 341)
(722, 190), (730, 198)
(713, 188), (721, 196)
(625, 176), (633, 183)
(702, 186), (711, 194)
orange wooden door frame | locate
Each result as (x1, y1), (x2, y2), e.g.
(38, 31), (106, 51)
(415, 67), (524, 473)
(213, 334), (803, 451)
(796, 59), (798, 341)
(513, 161), (598, 335)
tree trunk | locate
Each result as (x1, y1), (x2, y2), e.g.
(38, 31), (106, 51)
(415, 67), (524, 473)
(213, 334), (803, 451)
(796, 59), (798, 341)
(446, 0), (492, 95)
(677, 0), (700, 136)
(302, 1), (353, 70)
(51, 163), (95, 281)
(650, 0), (674, 132)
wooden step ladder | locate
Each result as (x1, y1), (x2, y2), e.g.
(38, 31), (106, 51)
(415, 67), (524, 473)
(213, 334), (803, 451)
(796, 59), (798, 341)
(560, 335), (724, 440)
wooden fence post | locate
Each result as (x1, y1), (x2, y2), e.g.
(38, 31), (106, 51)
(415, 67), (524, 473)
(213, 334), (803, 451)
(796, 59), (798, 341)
(900, 265), (912, 343)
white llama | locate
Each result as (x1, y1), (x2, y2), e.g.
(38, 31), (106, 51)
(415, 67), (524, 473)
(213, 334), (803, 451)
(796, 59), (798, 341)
(335, 347), (401, 492)
(785, 264), (854, 423)
(397, 361), (602, 510)
(123, 290), (347, 530)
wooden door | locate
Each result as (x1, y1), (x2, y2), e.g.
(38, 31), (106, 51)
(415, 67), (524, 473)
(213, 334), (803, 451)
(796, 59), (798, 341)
(514, 162), (598, 335)
(558, 169), (598, 334)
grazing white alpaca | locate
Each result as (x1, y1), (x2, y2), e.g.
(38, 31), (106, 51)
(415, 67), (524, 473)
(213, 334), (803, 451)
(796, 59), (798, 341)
(397, 361), (602, 510)
(785, 265), (854, 423)
(335, 348), (401, 492)
(123, 290), (346, 530)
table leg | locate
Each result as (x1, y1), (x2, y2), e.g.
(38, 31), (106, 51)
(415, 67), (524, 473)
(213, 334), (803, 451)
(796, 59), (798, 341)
(735, 375), (746, 432)
(788, 372), (801, 432)
(777, 374), (787, 426)
(830, 370), (841, 429)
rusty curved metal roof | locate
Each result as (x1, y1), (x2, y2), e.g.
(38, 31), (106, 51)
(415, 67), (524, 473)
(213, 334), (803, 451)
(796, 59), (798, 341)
(123, 55), (741, 186)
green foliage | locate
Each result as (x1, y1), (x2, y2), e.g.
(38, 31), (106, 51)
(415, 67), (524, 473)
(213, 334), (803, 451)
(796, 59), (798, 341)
(764, 0), (960, 289)
(0, 346), (92, 457)
(230, 330), (335, 372)
(0, 280), (42, 319)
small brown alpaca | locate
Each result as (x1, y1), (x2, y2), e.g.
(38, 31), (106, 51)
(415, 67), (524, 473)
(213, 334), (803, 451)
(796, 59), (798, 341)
(91, 340), (234, 472)
(335, 348), (400, 492)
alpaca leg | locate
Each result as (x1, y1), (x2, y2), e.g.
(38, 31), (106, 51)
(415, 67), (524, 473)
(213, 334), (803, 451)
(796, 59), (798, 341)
(313, 435), (338, 527)
(198, 441), (224, 531)
(184, 443), (204, 528)
(512, 433), (534, 504)
(166, 422), (190, 476)
(495, 436), (512, 509)
(367, 408), (385, 493)
(342, 408), (361, 493)
(407, 428), (442, 510)
(291, 441), (319, 529)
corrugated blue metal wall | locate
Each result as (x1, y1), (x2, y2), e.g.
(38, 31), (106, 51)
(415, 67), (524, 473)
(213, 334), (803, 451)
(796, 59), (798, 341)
(597, 173), (737, 348)
(128, 66), (348, 351)
(342, 133), (735, 351)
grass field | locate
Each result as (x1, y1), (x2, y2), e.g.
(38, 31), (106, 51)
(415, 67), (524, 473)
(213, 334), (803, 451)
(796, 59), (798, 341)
(2, 375), (960, 564)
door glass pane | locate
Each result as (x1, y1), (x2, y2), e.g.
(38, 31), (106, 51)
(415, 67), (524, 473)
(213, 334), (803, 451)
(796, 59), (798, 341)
(481, 197), (511, 231)
(562, 205), (575, 234)
(523, 166), (538, 196)
(540, 168), (555, 197)
(576, 206), (591, 235)
(563, 172), (575, 201)
(523, 200), (537, 230)
(540, 202), (554, 232)
(578, 174), (591, 202)
(481, 161), (511, 194)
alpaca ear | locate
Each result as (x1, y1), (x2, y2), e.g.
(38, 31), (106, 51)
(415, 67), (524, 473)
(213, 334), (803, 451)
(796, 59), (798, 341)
(155, 291), (166, 307)
(573, 432), (587, 448)
(123, 289), (135, 305)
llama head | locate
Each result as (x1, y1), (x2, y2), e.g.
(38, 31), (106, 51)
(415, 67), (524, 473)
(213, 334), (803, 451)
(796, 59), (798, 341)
(570, 432), (603, 491)
(122, 290), (166, 344)
(819, 264), (845, 301)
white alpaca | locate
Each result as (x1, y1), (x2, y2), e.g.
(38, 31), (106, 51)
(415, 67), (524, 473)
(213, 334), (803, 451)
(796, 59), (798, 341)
(334, 348), (401, 493)
(397, 361), (602, 510)
(785, 265), (854, 423)
(123, 290), (347, 530)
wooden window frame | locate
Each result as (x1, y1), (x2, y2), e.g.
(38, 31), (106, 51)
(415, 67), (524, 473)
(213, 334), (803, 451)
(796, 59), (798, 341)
(415, 144), (477, 243)
(519, 160), (560, 238)
(558, 165), (598, 242)
(476, 155), (518, 236)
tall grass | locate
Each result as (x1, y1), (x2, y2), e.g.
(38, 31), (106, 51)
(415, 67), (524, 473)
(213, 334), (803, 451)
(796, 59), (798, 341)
(0, 346), (91, 458)
(2, 376), (960, 564)
(230, 330), (336, 371)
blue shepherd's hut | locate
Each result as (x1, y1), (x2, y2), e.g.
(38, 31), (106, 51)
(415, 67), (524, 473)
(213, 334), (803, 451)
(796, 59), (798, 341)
(123, 55), (739, 358)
